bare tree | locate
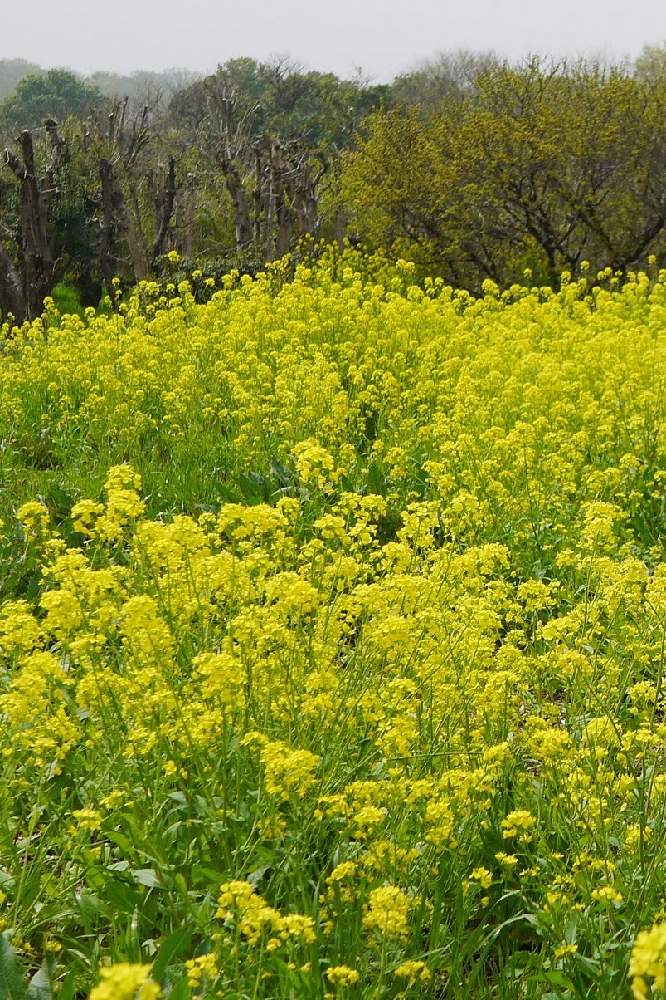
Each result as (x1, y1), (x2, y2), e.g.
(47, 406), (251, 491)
(95, 99), (180, 293)
(1, 118), (65, 319)
(149, 156), (177, 267)
(0, 240), (25, 322)
(211, 90), (255, 250)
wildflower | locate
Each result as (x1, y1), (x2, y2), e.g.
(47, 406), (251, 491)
(193, 651), (245, 708)
(352, 804), (386, 838)
(470, 867), (493, 889)
(216, 881), (281, 945)
(70, 808), (102, 833)
(279, 913), (316, 943)
(0, 600), (41, 654)
(363, 885), (410, 939)
(260, 739), (320, 799)
(90, 964), (160, 1000)
(631, 922), (666, 1000)
(326, 966), (360, 987)
(17, 500), (51, 540)
(71, 498), (104, 536)
(501, 810), (537, 843)
(395, 959), (431, 984)
(292, 439), (341, 491)
(554, 943), (578, 958)
(591, 886), (623, 906)
(327, 862), (357, 884)
(495, 852), (519, 869)
(185, 954), (217, 988)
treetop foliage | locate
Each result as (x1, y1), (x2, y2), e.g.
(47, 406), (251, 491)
(0, 46), (666, 321)
(343, 57), (666, 290)
(0, 68), (104, 131)
(169, 56), (390, 151)
(0, 57), (42, 102)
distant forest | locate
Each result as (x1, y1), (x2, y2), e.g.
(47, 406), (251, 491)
(1, 46), (666, 321)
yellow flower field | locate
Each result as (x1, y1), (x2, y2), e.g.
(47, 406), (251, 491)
(2, 251), (666, 997)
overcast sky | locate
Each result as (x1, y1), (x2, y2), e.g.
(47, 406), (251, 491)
(3, 0), (665, 80)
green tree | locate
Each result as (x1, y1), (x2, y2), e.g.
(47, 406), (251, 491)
(634, 43), (666, 84)
(0, 58), (43, 102)
(170, 57), (389, 153)
(0, 69), (104, 130)
(343, 60), (666, 289)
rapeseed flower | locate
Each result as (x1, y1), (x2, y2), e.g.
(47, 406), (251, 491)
(2, 251), (666, 996)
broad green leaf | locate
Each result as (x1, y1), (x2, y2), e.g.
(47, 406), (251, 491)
(152, 926), (193, 982)
(132, 868), (162, 888)
(0, 935), (27, 1000)
(27, 961), (52, 1000)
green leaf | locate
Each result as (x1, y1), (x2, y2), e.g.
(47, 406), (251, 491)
(56, 971), (75, 1000)
(246, 865), (271, 888)
(167, 792), (187, 806)
(107, 830), (133, 854)
(101, 878), (138, 912)
(0, 935), (28, 1000)
(164, 976), (191, 1000)
(27, 961), (52, 1000)
(76, 892), (107, 929)
(152, 926), (193, 982)
(132, 868), (162, 888)
(543, 969), (575, 990)
(190, 866), (227, 888)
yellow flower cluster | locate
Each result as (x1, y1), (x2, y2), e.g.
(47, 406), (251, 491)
(631, 922), (666, 999)
(3, 251), (666, 995)
(90, 964), (159, 1000)
(363, 886), (410, 939)
(327, 964), (360, 987)
(216, 880), (315, 951)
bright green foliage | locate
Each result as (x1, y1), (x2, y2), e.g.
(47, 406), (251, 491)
(3, 252), (666, 998)
(343, 61), (666, 289)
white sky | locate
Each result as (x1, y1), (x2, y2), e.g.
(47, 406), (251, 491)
(3, 0), (665, 80)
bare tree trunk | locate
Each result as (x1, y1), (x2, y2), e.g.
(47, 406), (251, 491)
(264, 174), (274, 260)
(127, 185), (149, 280)
(335, 206), (348, 252)
(285, 153), (322, 238)
(215, 95), (254, 252)
(151, 156), (178, 266)
(0, 242), (26, 323)
(253, 147), (263, 250)
(178, 172), (196, 259)
(221, 154), (252, 250)
(97, 101), (156, 284)
(275, 190), (291, 257)
(3, 124), (65, 319)
(99, 158), (124, 303)
(292, 168), (322, 238)
(271, 142), (293, 258)
(292, 185), (307, 236)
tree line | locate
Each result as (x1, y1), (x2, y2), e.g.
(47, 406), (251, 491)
(1, 48), (666, 321)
